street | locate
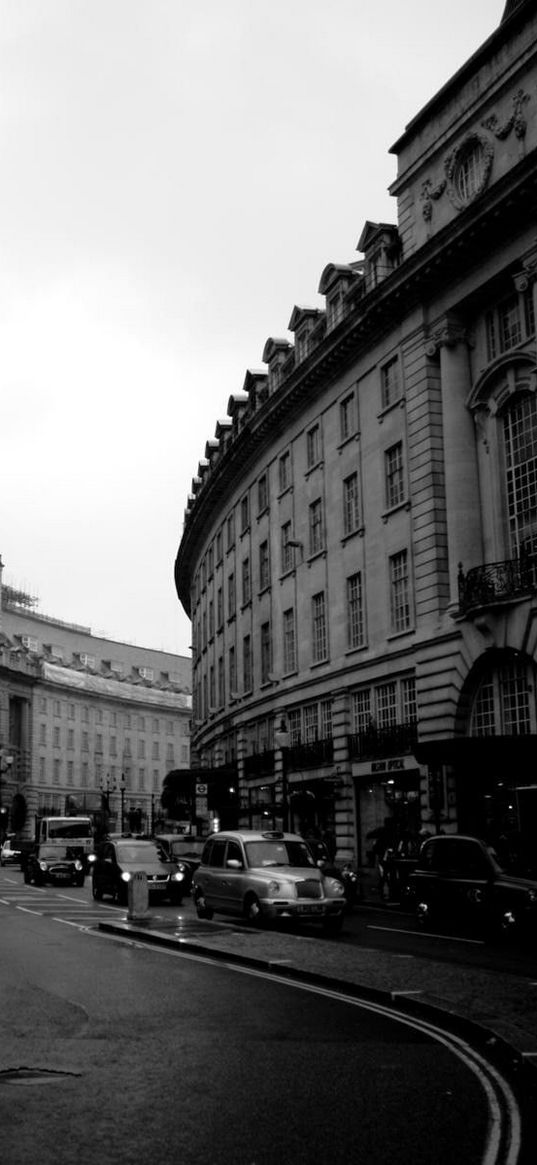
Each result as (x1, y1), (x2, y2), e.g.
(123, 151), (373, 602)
(0, 868), (531, 1164)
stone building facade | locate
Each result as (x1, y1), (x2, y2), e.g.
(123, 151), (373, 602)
(175, 2), (537, 866)
(0, 572), (191, 838)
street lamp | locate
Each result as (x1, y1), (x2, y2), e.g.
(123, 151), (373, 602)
(274, 719), (290, 831)
(0, 750), (14, 838)
(120, 775), (126, 834)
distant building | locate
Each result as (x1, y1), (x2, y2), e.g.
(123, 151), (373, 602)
(0, 564), (191, 837)
(175, 2), (537, 865)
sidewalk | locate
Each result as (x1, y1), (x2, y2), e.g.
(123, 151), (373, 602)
(98, 883), (537, 1100)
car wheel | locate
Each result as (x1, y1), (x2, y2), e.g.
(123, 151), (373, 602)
(244, 893), (263, 925)
(194, 890), (214, 920)
(416, 901), (432, 929)
(115, 884), (128, 907)
(24, 868), (31, 884)
(75, 876), (85, 888)
(92, 880), (103, 901)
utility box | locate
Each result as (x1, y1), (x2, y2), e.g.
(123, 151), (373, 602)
(128, 871), (149, 919)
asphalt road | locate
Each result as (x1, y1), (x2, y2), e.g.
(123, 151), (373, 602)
(0, 872), (524, 1165)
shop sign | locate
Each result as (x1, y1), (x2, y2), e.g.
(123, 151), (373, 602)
(353, 755), (417, 778)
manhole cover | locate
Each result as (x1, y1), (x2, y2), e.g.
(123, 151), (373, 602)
(0, 1068), (82, 1086)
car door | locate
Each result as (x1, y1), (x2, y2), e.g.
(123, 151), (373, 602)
(219, 840), (246, 914)
(201, 838), (228, 910)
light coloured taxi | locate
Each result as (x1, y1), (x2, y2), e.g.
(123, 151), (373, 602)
(192, 829), (346, 933)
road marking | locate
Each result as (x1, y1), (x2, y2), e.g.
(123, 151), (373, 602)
(367, 923), (485, 946)
(15, 906), (42, 916)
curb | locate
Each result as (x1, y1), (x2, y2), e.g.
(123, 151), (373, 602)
(98, 917), (537, 1132)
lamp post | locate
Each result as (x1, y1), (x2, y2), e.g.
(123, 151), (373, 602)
(0, 750), (14, 838)
(274, 719), (290, 831)
(120, 775), (126, 834)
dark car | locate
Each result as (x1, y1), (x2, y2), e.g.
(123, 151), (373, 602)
(24, 844), (85, 887)
(92, 838), (185, 906)
(409, 833), (537, 941)
(155, 834), (205, 897)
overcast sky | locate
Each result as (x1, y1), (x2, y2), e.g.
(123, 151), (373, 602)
(1, 0), (506, 657)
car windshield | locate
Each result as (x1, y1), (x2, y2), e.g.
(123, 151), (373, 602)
(116, 844), (161, 864)
(245, 840), (317, 869)
(48, 820), (92, 839)
(170, 840), (204, 859)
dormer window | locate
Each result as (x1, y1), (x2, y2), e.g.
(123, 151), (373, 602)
(137, 666), (154, 682)
(327, 289), (344, 332)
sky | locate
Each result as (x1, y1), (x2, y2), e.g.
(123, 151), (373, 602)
(1, 0), (507, 657)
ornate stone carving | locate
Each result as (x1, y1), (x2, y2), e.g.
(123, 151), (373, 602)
(482, 89), (530, 140)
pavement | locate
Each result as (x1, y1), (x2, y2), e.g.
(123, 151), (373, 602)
(97, 865), (537, 1105)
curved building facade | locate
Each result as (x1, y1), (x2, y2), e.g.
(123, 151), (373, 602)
(176, 2), (537, 866)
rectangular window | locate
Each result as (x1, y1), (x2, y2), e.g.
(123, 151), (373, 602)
(499, 295), (522, 353)
(385, 442), (405, 508)
(303, 704), (318, 743)
(351, 689), (371, 734)
(347, 572), (364, 649)
(208, 599), (215, 638)
(340, 392), (355, 442)
(288, 708), (301, 745)
(226, 511), (235, 550)
(227, 572), (236, 619)
(320, 699), (332, 739)
(216, 529), (223, 561)
(110, 736), (117, 756)
(486, 311), (497, 362)
(207, 544), (214, 577)
(309, 499), (324, 556)
(281, 521), (294, 574)
(217, 586), (223, 628)
(39, 723), (46, 744)
(218, 656), (225, 706)
(258, 473), (268, 513)
(283, 608), (297, 674)
(152, 741), (160, 760)
(260, 622), (271, 685)
(243, 635), (252, 693)
(279, 451), (291, 492)
(53, 700), (61, 717)
(259, 540), (270, 591)
(229, 645), (236, 696)
(138, 738), (145, 758)
(343, 472), (360, 535)
(209, 665), (215, 709)
(376, 682), (397, 728)
(524, 287), (535, 338)
(381, 356), (401, 410)
(312, 591), (328, 662)
(67, 729), (74, 749)
(68, 703), (75, 720)
(389, 549), (411, 632)
(242, 557), (251, 606)
(240, 493), (250, 533)
(306, 423), (321, 468)
(401, 676), (417, 723)
(53, 726), (60, 747)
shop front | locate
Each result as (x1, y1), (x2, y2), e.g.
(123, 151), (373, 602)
(352, 754), (422, 867)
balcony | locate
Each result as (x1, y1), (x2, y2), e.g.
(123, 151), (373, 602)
(458, 555), (537, 616)
(243, 750), (275, 778)
(348, 722), (418, 761)
(285, 737), (334, 770)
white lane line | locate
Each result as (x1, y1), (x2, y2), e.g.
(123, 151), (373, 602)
(367, 923), (485, 946)
(15, 906), (42, 916)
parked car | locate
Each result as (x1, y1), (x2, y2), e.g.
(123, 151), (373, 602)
(155, 834), (205, 897)
(192, 829), (346, 933)
(24, 844), (85, 887)
(92, 838), (185, 905)
(0, 836), (22, 867)
(409, 833), (537, 941)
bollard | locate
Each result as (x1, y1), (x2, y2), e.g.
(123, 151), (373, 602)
(127, 870), (149, 919)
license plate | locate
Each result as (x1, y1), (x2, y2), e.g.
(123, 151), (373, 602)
(297, 903), (323, 914)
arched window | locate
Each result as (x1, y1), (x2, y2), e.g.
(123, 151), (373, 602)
(470, 658), (535, 736)
(503, 392), (537, 557)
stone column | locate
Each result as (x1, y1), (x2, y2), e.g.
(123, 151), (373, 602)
(429, 316), (483, 610)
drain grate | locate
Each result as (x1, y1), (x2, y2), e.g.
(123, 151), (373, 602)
(0, 1067), (83, 1086)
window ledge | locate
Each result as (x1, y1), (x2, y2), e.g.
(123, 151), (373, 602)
(341, 526), (365, 545)
(381, 500), (410, 523)
(377, 396), (405, 423)
(345, 644), (368, 657)
(257, 585), (271, 599)
(386, 627), (415, 642)
(279, 568), (296, 583)
(310, 658), (330, 669)
(305, 459), (324, 479)
(277, 485), (293, 502)
(337, 432), (360, 453)
(307, 549), (327, 566)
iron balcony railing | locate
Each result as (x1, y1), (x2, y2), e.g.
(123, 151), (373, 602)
(285, 737), (334, 769)
(243, 750), (275, 778)
(458, 555), (537, 615)
(348, 722), (418, 761)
